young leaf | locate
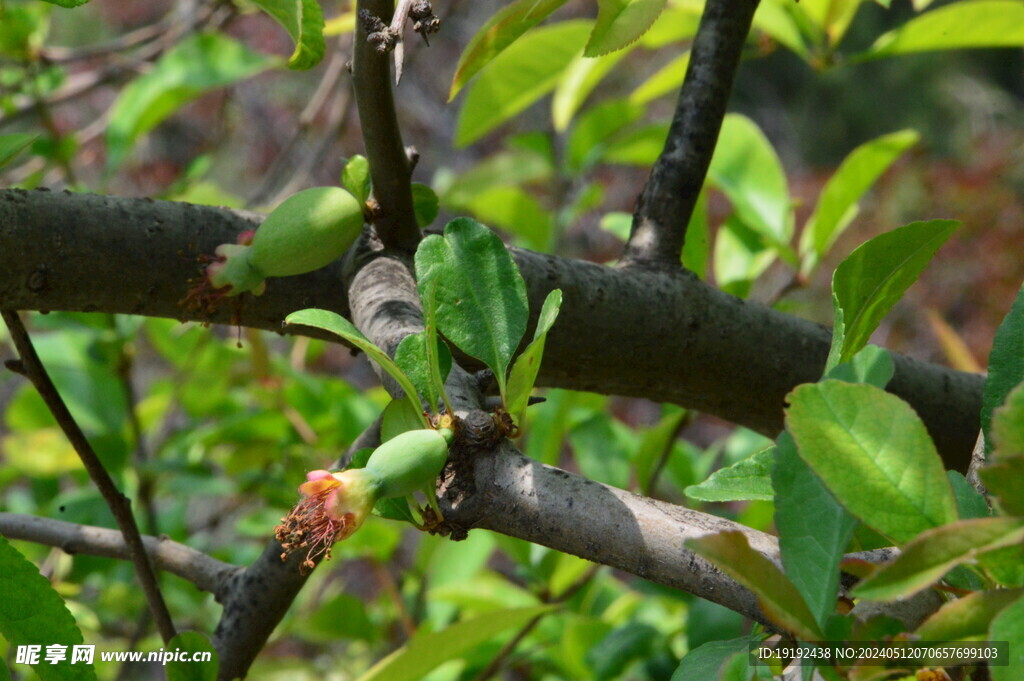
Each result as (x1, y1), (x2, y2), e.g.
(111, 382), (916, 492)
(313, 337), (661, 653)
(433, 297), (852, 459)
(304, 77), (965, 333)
(0, 133), (39, 169)
(708, 114), (794, 248)
(585, 0), (667, 57)
(773, 432), (856, 627)
(669, 634), (766, 681)
(0, 536), (96, 681)
(866, 1), (1024, 59)
(826, 219), (959, 370)
(552, 49), (632, 131)
(411, 183), (439, 228)
(825, 344), (894, 388)
(989, 592), (1024, 681)
(684, 447), (774, 502)
(106, 33), (274, 170)
(982, 284), (1024, 453)
(853, 517), (1024, 601)
(799, 130), (919, 274)
(785, 380), (957, 544)
(421, 279), (452, 413)
(629, 51), (690, 105)
(449, 0), (571, 100)
(342, 154), (372, 205)
(414, 219), (528, 401)
(506, 289), (563, 427)
(455, 21), (593, 146)
(166, 631), (218, 681)
(687, 531), (825, 642)
(916, 588), (1024, 641)
(249, 0), (326, 70)
(394, 332), (452, 414)
(354, 605), (555, 681)
(284, 309), (428, 427)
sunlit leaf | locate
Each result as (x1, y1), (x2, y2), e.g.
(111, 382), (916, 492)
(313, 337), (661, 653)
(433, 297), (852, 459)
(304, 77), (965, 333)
(917, 588), (1024, 641)
(786, 380), (957, 544)
(685, 447), (774, 502)
(670, 634), (766, 681)
(342, 154), (372, 205)
(629, 52), (690, 105)
(866, 1), (1024, 58)
(853, 518), (1024, 601)
(553, 49), (631, 131)
(456, 21), (592, 146)
(506, 289), (562, 427)
(585, 0), (667, 57)
(983, 284), (1024, 453)
(449, 0), (571, 100)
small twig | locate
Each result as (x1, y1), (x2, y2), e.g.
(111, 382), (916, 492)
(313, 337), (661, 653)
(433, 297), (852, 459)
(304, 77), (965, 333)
(620, 0), (760, 268)
(0, 512), (235, 595)
(353, 0), (422, 252)
(643, 411), (692, 497)
(1, 311), (178, 643)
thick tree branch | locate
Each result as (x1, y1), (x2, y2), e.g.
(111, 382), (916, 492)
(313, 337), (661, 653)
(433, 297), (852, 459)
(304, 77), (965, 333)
(621, 0), (760, 267)
(0, 189), (982, 469)
(353, 0), (421, 252)
(0, 513), (236, 595)
(2, 311), (177, 643)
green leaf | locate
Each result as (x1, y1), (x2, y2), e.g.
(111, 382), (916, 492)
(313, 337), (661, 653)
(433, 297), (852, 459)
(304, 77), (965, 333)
(165, 631), (218, 681)
(773, 432), (857, 627)
(585, 0), (667, 57)
(827, 219), (959, 369)
(421, 279), (452, 413)
(552, 49), (632, 131)
(993, 381), (1024, 458)
(989, 592), (1024, 681)
(449, 0), (571, 100)
(354, 605), (555, 681)
(249, 0), (325, 69)
(0, 133), (39, 168)
(853, 518), (1024, 601)
(799, 130), (919, 274)
(825, 345), (894, 388)
(752, 0), (810, 59)
(602, 121), (669, 166)
(0, 657), (9, 681)
(342, 154), (372, 205)
(455, 20), (592, 146)
(634, 407), (687, 494)
(916, 588), (1024, 641)
(785, 380), (957, 544)
(411, 183), (439, 228)
(713, 216), (778, 298)
(866, 1), (1024, 59)
(106, 33), (274, 170)
(983, 284), (1024, 454)
(980, 458), (1024, 517)
(0, 536), (96, 681)
(458, 185), (555, 252)
(381, 399), (426, 443)
(948, 471), (992, 520)
(284, 309), (428, 427)
(683, 190), (711, 279)
(37, 0), (89, 7)
(414, 219), (528, 400)
(687, 531), (825, 641)
(566, 99), (643, 173)
(629, 51), (690, 105)
(685, 447), (775, 502)
(394, 332), (452, 414)
(708, 114), (794, 247)
(506, 289), (563, 427)
(670, 634), (765, 681)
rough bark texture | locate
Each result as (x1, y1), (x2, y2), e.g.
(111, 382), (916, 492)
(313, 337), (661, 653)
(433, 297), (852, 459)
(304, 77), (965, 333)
(621, 0), (760, 266)
(0, 188), (982, 469)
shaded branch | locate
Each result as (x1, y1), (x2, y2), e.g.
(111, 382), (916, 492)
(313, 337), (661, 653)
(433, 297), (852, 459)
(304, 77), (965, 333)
(0, 513), (236, 595)
(2, 311), (177, 643)
(0, 188), (982, 470)
(353, 0), (421, 252)
(621, 0), (760, 268)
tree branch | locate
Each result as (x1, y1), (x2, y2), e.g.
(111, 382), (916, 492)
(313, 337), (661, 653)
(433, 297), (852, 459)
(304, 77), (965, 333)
(620, 0), (760, 268)
(0, 189), (982, 469)
(1, 311), (177, 643)
(0, 513), (236, 595)
(353, 0), (422, 252)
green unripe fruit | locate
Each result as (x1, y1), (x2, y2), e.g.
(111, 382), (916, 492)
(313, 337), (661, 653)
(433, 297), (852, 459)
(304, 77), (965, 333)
(208, 186), (364, 296)
(365, 428), (453, 500)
